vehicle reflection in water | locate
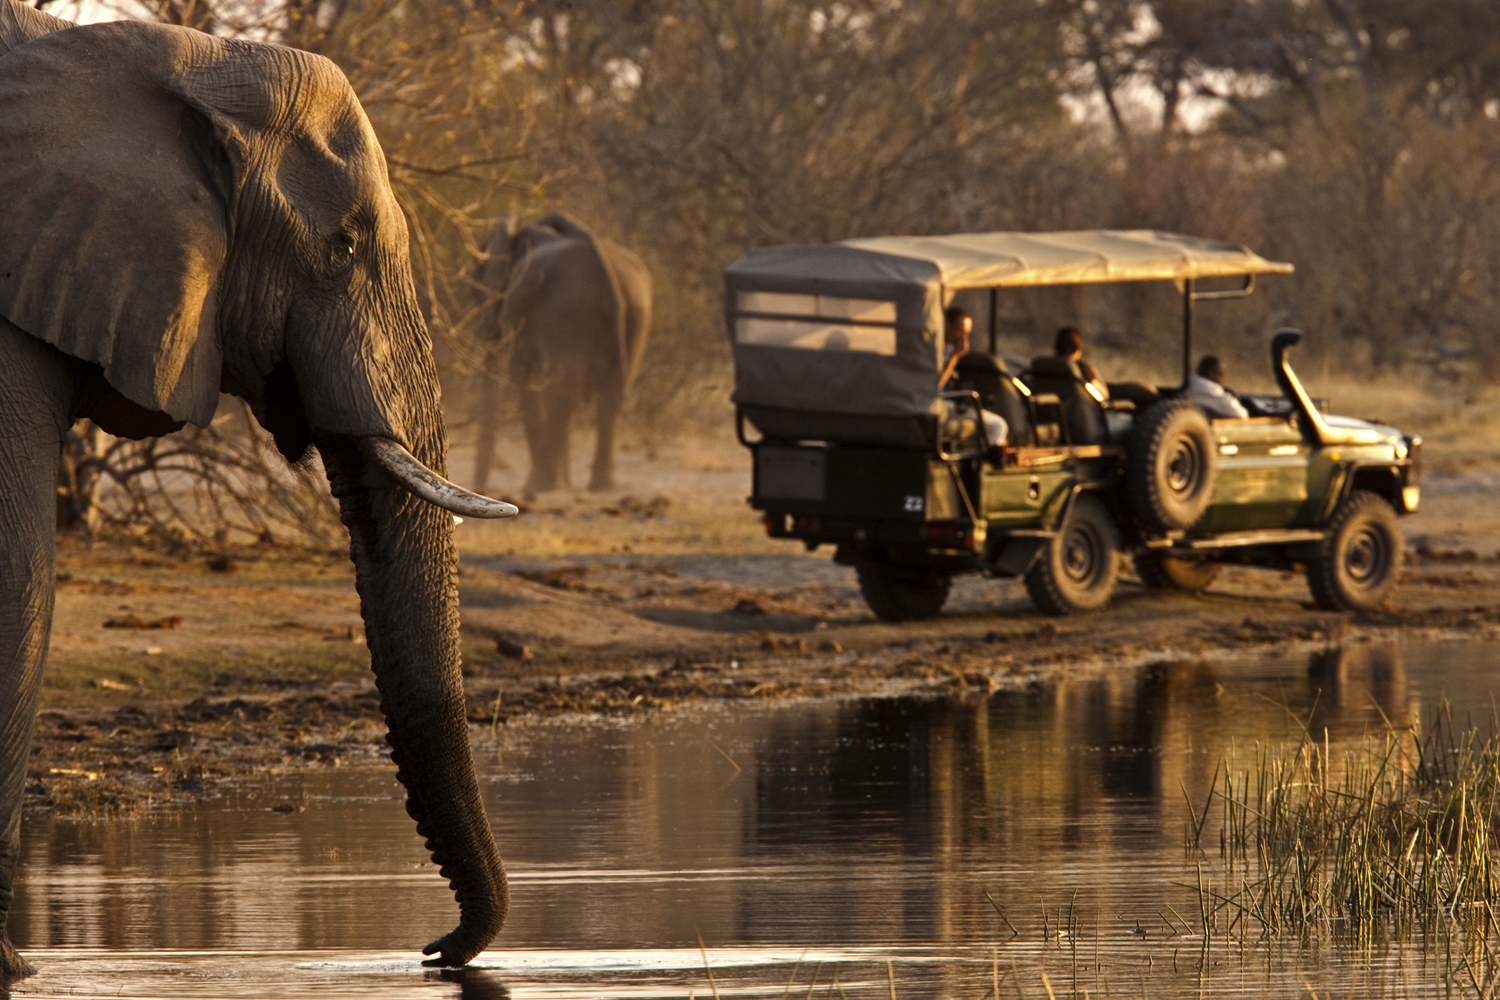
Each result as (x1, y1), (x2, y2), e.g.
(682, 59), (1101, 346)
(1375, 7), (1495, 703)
(10, 638), (1494, 999)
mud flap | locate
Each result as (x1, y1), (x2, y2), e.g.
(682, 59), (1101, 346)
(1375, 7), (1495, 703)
(991, 536), (1048, 577)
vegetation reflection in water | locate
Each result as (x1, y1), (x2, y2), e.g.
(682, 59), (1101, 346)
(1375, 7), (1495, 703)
(10, 640), (1500, 999)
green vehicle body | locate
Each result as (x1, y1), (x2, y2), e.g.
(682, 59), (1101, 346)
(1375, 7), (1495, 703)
(728, 231), (1420, 619)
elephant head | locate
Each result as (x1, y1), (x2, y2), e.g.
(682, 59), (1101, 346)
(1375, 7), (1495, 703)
(0, 0), (512, 969)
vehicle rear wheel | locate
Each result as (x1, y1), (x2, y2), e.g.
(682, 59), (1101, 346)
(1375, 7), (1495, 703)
(1307, 490), (1402, 611)
(1133, 551), (1221, 592)
(1025, 493), (1121, 615)
(856, 564), (952, 622)
(1127, 399), (1216, 534)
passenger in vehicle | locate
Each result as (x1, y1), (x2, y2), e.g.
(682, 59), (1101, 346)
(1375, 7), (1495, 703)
(939, 306), (1008, 449)
(939, 306), (972, 389)
(1053, 327), (1109, 402)
(1026, 327), (1111, 445)
(1187, 355), (1250, 419)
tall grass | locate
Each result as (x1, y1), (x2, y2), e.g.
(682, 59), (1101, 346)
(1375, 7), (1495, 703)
(1202, 703), (1499, 952)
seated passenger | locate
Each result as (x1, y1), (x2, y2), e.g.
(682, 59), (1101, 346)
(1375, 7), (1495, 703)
(939, 306), (1008, 448)
(1027, 327), (1112, 445)
(1054, 327), (1109, 402)
(939, 305), (971, 390)
(1187, 355), (1250, 419)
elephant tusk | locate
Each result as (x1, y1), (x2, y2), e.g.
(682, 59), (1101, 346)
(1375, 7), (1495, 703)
(358, 437), (519, 519)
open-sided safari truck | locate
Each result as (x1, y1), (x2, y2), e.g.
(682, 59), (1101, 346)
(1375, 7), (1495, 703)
(726, 230), (1422, 620)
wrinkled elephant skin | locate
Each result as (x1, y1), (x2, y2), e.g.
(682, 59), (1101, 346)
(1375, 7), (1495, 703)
(472, 212), (653, 497)
(0, 0), (512, 977)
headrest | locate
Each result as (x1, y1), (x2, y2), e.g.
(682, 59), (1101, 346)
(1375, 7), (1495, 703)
(956, 351), (1008, 374)
(1029, 356), (1082, 380)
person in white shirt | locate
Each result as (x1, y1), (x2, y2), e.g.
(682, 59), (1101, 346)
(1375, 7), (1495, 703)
(1187, 355), (1249, 419)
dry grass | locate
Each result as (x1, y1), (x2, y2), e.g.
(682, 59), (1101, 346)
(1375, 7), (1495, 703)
(1191, 703), (1500, 979)
(449, 426), (780, 561)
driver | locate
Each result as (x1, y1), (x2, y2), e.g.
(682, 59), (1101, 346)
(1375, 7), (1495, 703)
(1188, 355), (1249, 419)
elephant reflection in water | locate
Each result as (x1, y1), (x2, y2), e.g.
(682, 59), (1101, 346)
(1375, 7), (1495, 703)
(471, 212), (653, 498)
(0, 0), (517, 977)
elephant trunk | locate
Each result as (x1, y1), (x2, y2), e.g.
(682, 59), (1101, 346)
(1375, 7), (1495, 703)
(319, 434), (508, 967)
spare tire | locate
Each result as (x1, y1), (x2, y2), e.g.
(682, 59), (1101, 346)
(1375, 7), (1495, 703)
(1127, 399), (1216, 534)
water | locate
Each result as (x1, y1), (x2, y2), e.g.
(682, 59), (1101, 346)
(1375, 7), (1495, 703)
(10, 638), (1500, 998)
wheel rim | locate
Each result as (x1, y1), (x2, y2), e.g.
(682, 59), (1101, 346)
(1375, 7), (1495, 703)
(1063, 524), (1101, 584)
(1344, 526), (1390, 587)
(1164, 436), (1202, 497)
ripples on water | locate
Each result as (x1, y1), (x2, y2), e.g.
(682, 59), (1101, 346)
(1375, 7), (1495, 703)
(10, 638), (1500, 998)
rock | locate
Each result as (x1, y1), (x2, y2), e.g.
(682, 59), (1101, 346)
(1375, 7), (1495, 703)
(104, 614), (181, 630)
(496, 634), (533, 659)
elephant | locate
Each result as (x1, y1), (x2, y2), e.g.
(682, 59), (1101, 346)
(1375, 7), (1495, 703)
(0, 0), (518, 977)
(471, 212), (652, 497)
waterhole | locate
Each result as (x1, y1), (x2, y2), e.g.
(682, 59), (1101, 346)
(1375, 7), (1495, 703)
(11, 638), (1499, 998)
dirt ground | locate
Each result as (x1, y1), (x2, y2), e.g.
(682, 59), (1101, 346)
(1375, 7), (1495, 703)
(26, 426), (1500, 817)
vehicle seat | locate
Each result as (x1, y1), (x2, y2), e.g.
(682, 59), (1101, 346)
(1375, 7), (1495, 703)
(1026, 356), (1107, 445)
(937, 397), (982, 454)
(1107, 381), (1160, 410)
(952, 352), (1034, 446)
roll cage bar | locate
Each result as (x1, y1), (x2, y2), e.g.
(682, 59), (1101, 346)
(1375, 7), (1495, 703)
(983, 274), (1258, 393)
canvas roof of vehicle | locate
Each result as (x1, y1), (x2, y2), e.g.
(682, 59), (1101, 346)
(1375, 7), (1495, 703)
(723, 230), (1292, 422)
(755, 230), (1294, 291)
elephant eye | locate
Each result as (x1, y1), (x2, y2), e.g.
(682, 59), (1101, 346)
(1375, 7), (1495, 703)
(328, 231), (358, 272)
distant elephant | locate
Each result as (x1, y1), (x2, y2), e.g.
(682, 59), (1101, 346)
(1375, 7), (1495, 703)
(0, 0), (515, 977)
(471, 212), (652, 497)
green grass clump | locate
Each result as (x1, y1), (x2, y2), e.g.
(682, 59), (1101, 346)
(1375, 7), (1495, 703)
(1205, 703), (1499, 945)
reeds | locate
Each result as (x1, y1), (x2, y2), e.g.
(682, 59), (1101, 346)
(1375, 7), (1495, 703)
(1200, 702), (1500, 949)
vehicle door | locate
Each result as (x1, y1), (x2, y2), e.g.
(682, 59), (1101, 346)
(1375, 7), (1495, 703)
(1195, 417), (1316, 532)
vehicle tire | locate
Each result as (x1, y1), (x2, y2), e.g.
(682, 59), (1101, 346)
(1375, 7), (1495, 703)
(1133, 551), (1221, 592)
(1025, 493), (1121, 615)
(857, 564), (952, 622)
(1306, 491), (1402, 612)
(1127, 399), (1216, 534)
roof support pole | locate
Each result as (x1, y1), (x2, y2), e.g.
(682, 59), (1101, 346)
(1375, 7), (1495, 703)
(988, 288), (999, 354)
(1181, 278), (1194, 391)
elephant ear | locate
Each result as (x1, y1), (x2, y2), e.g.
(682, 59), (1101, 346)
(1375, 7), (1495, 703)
(0, 0), (73, 54)
(483, 215), (519, 262)
(0, 17), (259, 426)
(600, 242), (652, 388)
(529, 212), (637, 379)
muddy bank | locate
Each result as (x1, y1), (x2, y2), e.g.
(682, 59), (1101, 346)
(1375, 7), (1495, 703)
(28, 562), (1500, 819)
(27, 438), (1500, 818)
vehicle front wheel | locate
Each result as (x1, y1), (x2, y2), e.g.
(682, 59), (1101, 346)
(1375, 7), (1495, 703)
(857, 564), (952, 622)
(1307, 491), (1402, 612)
(1025, 493), (1121, 615)
(1133, 551), (1221, 592)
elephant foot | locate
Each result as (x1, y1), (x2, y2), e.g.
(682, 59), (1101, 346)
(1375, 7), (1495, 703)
(522, 477), (560, 500)
(587, 475), (615, 492)
(1, 934), (37, 980)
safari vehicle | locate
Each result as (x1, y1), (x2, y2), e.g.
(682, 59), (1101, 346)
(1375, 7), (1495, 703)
(726, 230), (1421, 620)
